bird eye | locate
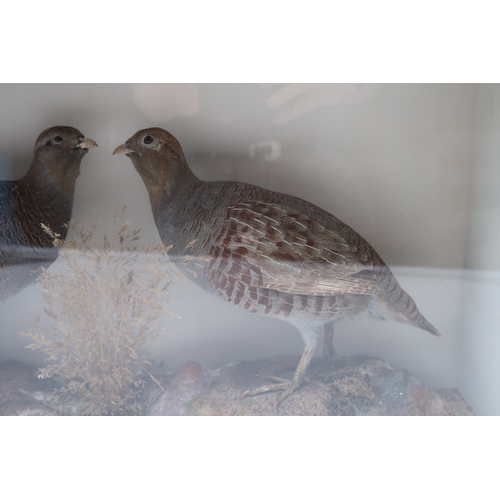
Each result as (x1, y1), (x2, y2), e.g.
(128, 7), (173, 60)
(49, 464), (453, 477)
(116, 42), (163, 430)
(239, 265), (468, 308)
(53, 136), (63, 143)
(143, 135), (154, 145)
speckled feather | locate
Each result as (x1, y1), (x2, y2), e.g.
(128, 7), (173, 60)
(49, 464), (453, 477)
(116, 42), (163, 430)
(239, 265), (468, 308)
(115, 127), (439, 403)
(152, 169), (437, 335)
(0, 126), (96, 302)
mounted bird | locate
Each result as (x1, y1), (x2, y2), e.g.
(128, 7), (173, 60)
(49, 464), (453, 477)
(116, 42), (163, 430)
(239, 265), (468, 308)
(114, 127), (439, 407)
(0, 126), (97, 302)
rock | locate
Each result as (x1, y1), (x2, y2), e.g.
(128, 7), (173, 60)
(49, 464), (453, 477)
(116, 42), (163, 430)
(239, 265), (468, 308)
(0, 360), (53, 415)
(148, 361), (207, 416)
(182, 356), (474, 416)
(0, 356), (474, 416)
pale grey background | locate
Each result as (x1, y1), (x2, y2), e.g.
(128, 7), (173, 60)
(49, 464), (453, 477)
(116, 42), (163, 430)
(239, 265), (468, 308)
(0, 83), (496, 414)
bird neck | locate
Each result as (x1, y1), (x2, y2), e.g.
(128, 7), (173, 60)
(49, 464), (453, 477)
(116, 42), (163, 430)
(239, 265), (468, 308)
(24, 154), (80, 199)
(141, 159), (202, 216)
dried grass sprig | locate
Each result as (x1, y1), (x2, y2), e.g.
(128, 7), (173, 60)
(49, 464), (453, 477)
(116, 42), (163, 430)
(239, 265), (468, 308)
(20, 208), (177, 415)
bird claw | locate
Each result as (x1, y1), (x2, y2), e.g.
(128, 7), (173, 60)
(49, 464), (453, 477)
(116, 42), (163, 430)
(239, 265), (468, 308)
(241, 376), (303, 412)
(268, 375), (289, 384)
(323, 350), (340, 367)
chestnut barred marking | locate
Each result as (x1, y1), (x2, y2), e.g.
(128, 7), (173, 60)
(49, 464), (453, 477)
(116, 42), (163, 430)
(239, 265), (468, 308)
(118, 126), (439, 407)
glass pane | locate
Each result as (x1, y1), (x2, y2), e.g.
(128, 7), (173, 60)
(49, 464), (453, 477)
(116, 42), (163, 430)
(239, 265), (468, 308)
(0, 83), (491, 415)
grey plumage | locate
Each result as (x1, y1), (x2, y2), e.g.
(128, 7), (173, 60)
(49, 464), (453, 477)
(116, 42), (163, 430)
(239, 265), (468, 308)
(114, 127), (439, 406)
(0, 126), (97, 302)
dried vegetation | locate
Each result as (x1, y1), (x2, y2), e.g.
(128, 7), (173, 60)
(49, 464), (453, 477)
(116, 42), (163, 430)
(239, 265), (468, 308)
(19, 207), (176, 415)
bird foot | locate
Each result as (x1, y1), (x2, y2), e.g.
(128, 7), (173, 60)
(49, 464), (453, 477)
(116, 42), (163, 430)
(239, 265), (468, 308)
(322, 348), (340, 368)
(242, 376), (303, 412)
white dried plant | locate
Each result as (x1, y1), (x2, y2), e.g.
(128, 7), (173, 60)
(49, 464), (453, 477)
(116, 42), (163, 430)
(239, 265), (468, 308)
(20, 207), (177, 415)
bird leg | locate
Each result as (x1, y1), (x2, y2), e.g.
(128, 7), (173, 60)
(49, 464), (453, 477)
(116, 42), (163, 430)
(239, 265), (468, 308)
(242, 331), (318, 410)
(322, 321), (339, 366)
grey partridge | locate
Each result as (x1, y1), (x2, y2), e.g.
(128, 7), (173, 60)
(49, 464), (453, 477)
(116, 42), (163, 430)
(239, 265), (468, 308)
(0, 126), (97, 302)
(114, 127), (439, 407)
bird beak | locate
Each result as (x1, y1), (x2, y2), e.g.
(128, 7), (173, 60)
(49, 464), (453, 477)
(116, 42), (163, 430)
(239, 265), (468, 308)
(113, 143), (134, 155)
(78, 138), (98, 149)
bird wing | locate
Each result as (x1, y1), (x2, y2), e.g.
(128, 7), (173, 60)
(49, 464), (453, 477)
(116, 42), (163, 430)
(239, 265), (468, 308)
(207, 200), (382, 296)
(0, 182), (58, 301)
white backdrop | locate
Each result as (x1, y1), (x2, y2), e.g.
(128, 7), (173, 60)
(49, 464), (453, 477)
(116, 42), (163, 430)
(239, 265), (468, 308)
(1, 83), (495, 413)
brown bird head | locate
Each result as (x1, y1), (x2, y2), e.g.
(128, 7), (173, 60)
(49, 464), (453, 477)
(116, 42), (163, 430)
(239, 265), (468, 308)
(113, 127), (199, 210)
(30, 126), (98, 197)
